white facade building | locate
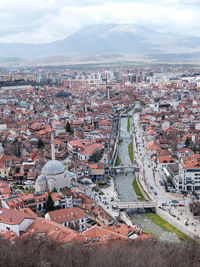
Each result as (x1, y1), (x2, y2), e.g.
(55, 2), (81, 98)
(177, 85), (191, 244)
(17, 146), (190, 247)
(45, 207), (87, 232)
(0, 208), (35, 236)
(35, 160), (76, 192)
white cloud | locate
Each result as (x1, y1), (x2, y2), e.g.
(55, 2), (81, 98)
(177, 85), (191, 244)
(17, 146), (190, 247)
(0, 0), (199, 43)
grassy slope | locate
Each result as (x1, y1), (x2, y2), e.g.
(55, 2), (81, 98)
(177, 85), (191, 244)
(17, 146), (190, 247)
(132, 178), (145, 201)
(115, 155), (122, 166)
(147, 213), (191, 241)
(128, 142), (133, 164)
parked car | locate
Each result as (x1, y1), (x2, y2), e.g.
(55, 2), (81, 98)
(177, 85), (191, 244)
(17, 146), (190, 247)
(178, 204), (185, 207)
(171, 200), (179, 204)
(154, 191), (157, 195)
(150, 186), (153, 190)
(170, 189), (176, 193)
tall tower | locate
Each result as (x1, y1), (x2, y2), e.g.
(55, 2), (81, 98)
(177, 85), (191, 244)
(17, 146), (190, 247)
(107, 88), (110, 99)
(51, 130), (56, 161)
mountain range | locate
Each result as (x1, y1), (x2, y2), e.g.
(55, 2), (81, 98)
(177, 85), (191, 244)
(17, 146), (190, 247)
(0, 24), (200, 62)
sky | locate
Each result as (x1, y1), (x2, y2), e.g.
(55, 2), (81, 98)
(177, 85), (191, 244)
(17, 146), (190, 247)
(0, 0), (200, 44)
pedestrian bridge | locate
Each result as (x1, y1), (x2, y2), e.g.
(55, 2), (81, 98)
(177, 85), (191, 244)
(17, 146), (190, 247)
(121, 114), (129, 118)
(111, 165), (135, 169)
(111, 201), (157, 209)
(119, 137), (132, 140)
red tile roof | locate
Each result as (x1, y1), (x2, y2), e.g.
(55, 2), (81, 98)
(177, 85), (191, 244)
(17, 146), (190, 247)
(0, 208), (35, 225)
(47, 207), (87, 224)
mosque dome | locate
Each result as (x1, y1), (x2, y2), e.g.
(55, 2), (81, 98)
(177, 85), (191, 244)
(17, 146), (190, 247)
(64, 171), (75, 178)
(37, 174), (47, 182)
(42, 160), (65, 175)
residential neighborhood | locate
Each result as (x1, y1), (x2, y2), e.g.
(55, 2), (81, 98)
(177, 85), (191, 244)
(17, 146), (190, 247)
(0, 64), (200, 245)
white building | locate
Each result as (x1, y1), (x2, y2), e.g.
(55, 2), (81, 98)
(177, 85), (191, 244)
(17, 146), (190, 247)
(45, 207), (87, 232)
(35, 160), (76, 192)
(0, 208), (35, 236)
(178, 160), (200, 192)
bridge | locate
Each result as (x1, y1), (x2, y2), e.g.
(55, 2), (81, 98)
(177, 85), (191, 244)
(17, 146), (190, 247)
(119, 136), (132, 140)
(121, 114), (129, 118)
(110, 165), (140, 172)
(111, 201), (157, 209)
(111, 165), (135, 169)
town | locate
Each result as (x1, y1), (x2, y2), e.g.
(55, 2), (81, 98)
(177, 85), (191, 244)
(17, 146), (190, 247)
(0, 63), (200, 245)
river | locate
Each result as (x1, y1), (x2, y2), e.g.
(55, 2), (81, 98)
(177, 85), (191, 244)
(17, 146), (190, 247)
(114, 109), (179, 242)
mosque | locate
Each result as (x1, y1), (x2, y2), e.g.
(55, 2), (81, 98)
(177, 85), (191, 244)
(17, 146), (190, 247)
(35, 131), (76, 192)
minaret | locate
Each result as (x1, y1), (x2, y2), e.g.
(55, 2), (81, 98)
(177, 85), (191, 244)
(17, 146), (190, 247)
(51, 130), (56, 160)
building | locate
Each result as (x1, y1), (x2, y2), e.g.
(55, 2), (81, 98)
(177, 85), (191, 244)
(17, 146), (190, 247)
(0, 208), (36, 236)
(178, 157), (200, 192)
(45, 207), (87, 232)
(35, 160), (76, 192)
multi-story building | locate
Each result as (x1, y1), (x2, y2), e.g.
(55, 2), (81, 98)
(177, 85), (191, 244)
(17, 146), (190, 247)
(45, 207), (87, 232)
(176, 158), (200, 191)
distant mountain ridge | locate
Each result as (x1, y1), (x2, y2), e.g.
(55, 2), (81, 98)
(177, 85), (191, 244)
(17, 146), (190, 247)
(0, 24), (200, 60)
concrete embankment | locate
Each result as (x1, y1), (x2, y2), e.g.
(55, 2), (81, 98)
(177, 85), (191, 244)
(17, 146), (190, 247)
(156, 208), (200, 242)
(136, 175), (151, 201)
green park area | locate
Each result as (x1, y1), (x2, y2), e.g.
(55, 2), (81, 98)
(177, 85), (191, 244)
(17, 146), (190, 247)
(132, 178), (145, 201)
(127, 116), (131, 132)
(115, 155), (122, 166)
(128, 142), (133, 164)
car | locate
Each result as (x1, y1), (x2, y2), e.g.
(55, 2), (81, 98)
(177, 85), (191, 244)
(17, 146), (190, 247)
(170, 213), (176, 218)
(171, 204), (177, 207)
(148, 165), (150, 168)
(178, 204), (185, 207)
(154, 191), (157, 195)
(171, 200), (179, 204)
(159, 181), (164, 186)
(150, 186), (153, 190)
(170, 189), (176, 193)
(162, 202), (168, 206)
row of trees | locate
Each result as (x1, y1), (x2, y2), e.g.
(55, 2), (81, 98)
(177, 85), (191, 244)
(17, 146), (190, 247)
(0, 237), (199, 267)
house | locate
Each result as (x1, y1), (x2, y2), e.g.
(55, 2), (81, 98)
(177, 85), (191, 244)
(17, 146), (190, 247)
(1, 192), (61, 213)
(0, 208), (36, 236)
(158, 155), (176, 170)
(27, 217), (86, 243)
(90, 169), (105, 181)
(177, 147), (194, 159)
(82, 225), (128, 244)
(45, 207), (87, 232)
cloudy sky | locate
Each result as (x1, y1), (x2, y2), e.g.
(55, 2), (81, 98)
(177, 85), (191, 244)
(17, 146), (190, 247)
(0, 0), (200, 43)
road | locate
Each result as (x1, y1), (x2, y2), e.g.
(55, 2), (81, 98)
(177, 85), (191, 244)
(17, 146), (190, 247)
(133, 110), (200, 235)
